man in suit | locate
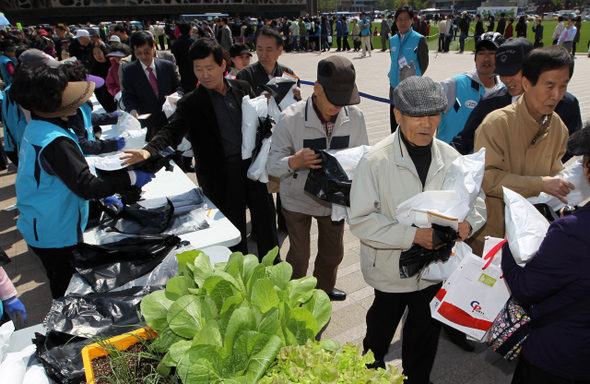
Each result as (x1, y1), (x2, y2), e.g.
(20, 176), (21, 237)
(496, 12), (506, 35)
(122, 31), (181, 139)
(121, 38), (279, 260)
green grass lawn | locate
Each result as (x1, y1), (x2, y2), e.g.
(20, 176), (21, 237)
(331, 21), (590, 53)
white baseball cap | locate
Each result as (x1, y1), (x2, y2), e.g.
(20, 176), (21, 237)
(74, 29), (89, 38)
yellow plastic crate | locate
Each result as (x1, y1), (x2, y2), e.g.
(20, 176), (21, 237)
(81, 327), (157, 384)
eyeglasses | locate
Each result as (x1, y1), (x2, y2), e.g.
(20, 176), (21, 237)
(397, 18), (412, 23)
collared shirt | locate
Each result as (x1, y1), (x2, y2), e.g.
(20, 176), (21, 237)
(140, 59), (157, 84)
(207, 80), (242, 157)
(311, 94), (337, 140)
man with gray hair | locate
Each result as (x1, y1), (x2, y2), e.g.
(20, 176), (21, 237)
(349, 76), (486, 381)
(267, 56), (368, 301)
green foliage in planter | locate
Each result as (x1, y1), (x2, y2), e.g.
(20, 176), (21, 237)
(140, 248), (332, 384)
(259, 340), (406, 384)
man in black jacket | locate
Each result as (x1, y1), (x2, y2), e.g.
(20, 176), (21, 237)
(496, 13), (506, 35)
(171, 22), (198, 93)
(121, 38), (279, 259)
(474, 14), (485, 47)
(451, 38), (582, 161)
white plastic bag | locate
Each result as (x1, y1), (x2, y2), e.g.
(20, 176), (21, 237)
(247, 136), (272, 183)
(527, 157), (590, 211)
(396, 149), (486, 230)
(118, 128), (147, 150)
(162, 91), (182, 118)
(421, 241), (472, 282)
(267, 96), (282, 124)
(442, 148), (486, 207)
(0, 321), (15, 363)
(241, 95), (268, 160)
(0, 344), (36, 384)
(503, 187), (550, 266)
(327, 146), (372, 222)
(396, 190), (466, 230)
(116, 111), (142, 135)
(327, 145), (372, 179)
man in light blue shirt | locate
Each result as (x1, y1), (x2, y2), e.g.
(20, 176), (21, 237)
(360, 12), (372, 57)
(557, 15), (577, 53)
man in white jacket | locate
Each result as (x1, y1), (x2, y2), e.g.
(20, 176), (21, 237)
(267, 56), (368, 301)
(349, 76), (486, 383)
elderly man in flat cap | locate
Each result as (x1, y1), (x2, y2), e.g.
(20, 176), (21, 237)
(267, 56), (368, 302)
(349, 76), (486, 383)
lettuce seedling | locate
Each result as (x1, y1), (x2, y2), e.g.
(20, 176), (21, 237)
(259, 340), (406, 384)
(140, 248), (332, 384)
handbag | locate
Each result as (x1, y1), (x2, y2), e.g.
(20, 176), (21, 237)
(488, 290), (590, 361)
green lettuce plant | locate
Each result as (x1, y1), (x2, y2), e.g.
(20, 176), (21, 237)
(140, 248), (332, 384)
(259, 340), (406, 384)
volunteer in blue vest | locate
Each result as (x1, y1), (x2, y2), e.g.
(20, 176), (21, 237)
(437, 32), (505, 144)
(3, 49), (62, 166)
(388, 5), (429, 133)
(0, 39), (18, 86)
(12, 65), (155, 299)
(63, 63), (124, 155)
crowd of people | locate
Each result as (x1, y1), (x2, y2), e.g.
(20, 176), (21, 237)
(0, 5), (589, 384)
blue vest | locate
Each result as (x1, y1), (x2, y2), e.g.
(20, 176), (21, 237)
(388, 30), (424, 88)
(16, 120), (89, 248)
(80, 103), (95, 142)
(360, 17), (371, 36)
(2, 85), (28, 154)
(0, 55), (15, 86)
(437, 75), (485, 144)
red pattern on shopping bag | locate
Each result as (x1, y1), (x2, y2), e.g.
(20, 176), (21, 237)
(438, 301), (494, 331)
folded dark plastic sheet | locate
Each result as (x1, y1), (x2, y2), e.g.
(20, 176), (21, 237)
(73, 235), (181, 293)
(43, 286), (160, 338)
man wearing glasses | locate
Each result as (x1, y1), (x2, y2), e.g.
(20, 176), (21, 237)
(387, 5), (429, 133)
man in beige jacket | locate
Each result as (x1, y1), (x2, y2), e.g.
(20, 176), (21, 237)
(471, 46), (575, 255)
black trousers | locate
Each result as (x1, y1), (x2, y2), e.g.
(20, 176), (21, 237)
(512, 354), (590, 384)
(30, 244), (78, 299)
(215, 159), (279, 260)
(389, 85), (398, 133)
(343, 32), (350, 50)
(364, 284), (442, 384)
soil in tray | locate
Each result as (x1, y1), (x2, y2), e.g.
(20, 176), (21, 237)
(90, 342), (161, 384)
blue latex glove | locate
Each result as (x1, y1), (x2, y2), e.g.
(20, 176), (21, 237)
(131, 170), (156, 187)
(115, 136), (126, 150)
(104, 196), (123, 213)
(4, 296), (27, 329)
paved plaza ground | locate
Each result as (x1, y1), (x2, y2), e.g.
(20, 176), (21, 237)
(1, 48), (590, 383)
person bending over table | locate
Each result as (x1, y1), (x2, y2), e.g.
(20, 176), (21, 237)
(12, 65), (155, 299)
(121, 38), (279, 261)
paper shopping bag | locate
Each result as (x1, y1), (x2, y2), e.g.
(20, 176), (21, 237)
(430, 239), (510, 341)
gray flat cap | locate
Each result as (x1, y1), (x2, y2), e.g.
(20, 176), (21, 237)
(393, 76), (447, 117)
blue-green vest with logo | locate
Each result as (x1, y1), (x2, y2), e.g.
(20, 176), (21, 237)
(80, 102), (95, 142)
(388, 30), (423, 88)
(437, 75), (485, 144)
(16, 120), (89, 248)
(2, 85), (28, 154)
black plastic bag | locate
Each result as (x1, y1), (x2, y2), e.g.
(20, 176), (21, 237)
(33, 331), (90, 384)
(251, 116), (274, 161)
(100, 199), (174, 235)
(304, 150), (352, 207)
(399, 224), (460, 278)
(73, 235), (181, 293)
(44, 286), (158, 338)
(127, 146), (176, 174)
(0, 246), (11, 266)
(533, 203), (560, 222)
